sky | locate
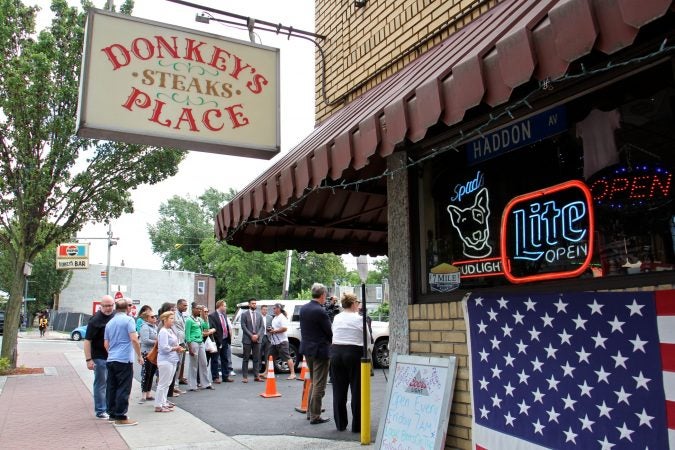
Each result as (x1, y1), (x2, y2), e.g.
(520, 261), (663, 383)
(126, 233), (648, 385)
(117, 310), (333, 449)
(36, 0), (317, 270)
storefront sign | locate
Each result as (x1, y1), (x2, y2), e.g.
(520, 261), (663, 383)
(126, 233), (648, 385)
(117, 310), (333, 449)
(500, 180), (594, 284)
(429, 263), (461, 292)
(76, 9), (280, 159)
(447, 172), (493, 259)
(466, 106), (567, 165)
(588, 163), (672, 212)
(452, 257), (503, 278)
(56, 243), (90, 270)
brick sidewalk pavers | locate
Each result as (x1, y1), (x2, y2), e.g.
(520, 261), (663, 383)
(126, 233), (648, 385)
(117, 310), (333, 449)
(0, 347), (127, 450)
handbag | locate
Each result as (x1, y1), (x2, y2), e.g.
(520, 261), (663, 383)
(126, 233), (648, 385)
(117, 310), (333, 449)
(205, 336), (218, 353)
(146, 341), (158, 365)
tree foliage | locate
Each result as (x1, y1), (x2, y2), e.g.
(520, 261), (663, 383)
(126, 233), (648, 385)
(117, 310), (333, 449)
(0, 0), (185, 366)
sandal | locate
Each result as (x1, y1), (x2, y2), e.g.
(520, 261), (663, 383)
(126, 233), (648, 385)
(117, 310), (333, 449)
(165, 401), (176, 407)
(154, 407), (173, 413)
(286, 375), (297, 380)
(145, 396), (155, 401)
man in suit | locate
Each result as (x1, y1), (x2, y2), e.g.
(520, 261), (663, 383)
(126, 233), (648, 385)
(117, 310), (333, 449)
(299, 283), (333, 424)
(240, 298), (265, 382)
(208, 300), (234, 383)
(258, 305), (274, 375)
(173, 298), (188, 388)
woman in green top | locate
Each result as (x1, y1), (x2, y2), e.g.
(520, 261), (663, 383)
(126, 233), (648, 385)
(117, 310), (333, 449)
(185, 304), (216, 391)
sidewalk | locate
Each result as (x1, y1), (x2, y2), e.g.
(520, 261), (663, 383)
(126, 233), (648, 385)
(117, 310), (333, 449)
(0, 339), (374, 449)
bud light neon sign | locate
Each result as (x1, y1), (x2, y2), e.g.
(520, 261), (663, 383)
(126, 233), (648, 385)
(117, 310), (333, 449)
(500, 180), (594, 284)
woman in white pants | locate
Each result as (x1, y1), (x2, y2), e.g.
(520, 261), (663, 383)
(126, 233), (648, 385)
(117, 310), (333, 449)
(155, 312), (185, 412)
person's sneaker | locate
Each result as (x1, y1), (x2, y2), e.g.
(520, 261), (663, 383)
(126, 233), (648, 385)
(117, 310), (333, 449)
(137, 398), (146, 404)
(95, 412), (109, 420)
(229, 371), (236, 376)
(114, 419), (138, 427)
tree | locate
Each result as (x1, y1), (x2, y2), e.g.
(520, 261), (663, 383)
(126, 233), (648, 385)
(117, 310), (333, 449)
(0, 0), (185, 366)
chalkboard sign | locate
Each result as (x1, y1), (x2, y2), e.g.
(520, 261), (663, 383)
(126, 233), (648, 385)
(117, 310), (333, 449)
(376, 354), (458, 450)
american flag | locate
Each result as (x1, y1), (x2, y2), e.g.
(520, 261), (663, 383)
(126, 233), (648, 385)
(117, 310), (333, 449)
(464, 289), (674, 449)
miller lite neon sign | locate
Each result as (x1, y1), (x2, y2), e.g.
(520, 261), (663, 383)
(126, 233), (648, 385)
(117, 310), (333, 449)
(500, 180), (594, 284)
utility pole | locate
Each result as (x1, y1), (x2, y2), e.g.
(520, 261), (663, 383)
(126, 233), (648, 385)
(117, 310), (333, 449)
(77, 224), (118, 295)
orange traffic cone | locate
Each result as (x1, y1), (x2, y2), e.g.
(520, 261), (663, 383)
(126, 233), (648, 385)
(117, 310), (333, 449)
(260, 355), (282, 398)
(297, 356), (308, 381)
(294, 359), (312, 413)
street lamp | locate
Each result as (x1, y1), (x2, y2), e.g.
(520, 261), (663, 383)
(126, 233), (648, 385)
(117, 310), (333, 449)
(21, 262), (33, 331)
(356, 255), (370, 444)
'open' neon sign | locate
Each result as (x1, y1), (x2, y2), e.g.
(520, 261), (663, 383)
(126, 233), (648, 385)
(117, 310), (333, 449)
(500, 180), (594, 284)
(588, 163), (672, 212)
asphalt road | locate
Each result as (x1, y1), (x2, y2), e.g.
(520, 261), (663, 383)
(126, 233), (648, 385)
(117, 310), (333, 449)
(168, 355), (389, 441)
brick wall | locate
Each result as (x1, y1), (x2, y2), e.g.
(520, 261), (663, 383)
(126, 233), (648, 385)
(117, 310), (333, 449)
(314, 0), (500, 122)
(407, 283), (674, 450)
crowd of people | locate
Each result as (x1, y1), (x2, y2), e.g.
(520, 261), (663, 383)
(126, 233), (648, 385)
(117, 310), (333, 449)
(82, 282), (369, 433)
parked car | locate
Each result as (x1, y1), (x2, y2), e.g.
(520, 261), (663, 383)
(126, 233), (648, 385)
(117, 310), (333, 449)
(0, 310), (4, 335)
(70, 324), (87, 341)
(231, 299), (390, 373)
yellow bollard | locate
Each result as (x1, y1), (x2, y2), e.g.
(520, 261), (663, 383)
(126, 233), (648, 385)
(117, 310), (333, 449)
(360, 359), (371, 445)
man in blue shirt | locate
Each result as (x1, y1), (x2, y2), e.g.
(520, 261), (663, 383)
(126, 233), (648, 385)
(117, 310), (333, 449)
(104, 299), (143, 426)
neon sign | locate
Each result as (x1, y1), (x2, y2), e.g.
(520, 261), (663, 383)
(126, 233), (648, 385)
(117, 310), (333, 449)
(500, 180), (594, 284)
(452, 257), (503, 278)
(447, 172), (493, 259)
(588, 163), (672, 212)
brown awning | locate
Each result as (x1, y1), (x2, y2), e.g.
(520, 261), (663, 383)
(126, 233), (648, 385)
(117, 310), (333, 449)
(216, 0), (673, 254)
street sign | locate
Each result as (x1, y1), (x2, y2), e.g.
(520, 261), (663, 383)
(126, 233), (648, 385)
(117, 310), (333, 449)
(129, 304), (137, 317)
(132, 299), (140, 305)
(24, 297), (36, 302)
(56, 242), (90, 270)
(114, 291), (123, 300)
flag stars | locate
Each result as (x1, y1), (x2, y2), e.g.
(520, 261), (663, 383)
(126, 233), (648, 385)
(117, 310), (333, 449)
(540, 312), (554, 327)
(563, 427), (578, 444)
(479, 405), (490, 419)
(528, 326), (541, 341)
(596, 401), (613, 419)
(554, 298), (568, 313)
(503, 352), (515, 367)
(579, 414), (595, 432)
(477, 320), (488, 334)
(595, 366), (611, 384)
(516, 340), (528, 354)
(544, 343), (558, 359)
(592, 331), (608, 349)
(474, 297), (484, 307)
(546, 374), (560, 391)
(611, 350), (628, 369)
(576, 346), (591, 364)
(487, 308), (498, 321)
(532, 387), (545, 404)
(613, 386), (631, 404)
(635, 408), (654, 428)
(490, 336), (501, 350)
(512, 310), (525, 324)
(501, 323), (513, 337)
(616, 422), (634, 442)
(607, 315), (625, 333)
(497, 297), (509, 309)
(503, 382), (515, 397)
(479, 377), (489, 390)
(490, 364), (502, 379)
(517, 370), (529, 385)
(587, 299), (604, 315)
(479, 348), (489, 362)
(561, 361), (576, 377)
(532, 419), (545, 435)
(626, 299), (645, 316)
(597, 436), (615, 450)
(572, 314), (587, 330)
(629, 334), (648, 353)
(632, 371), (650, 390)
(531, 357), (544, 372)
(578, 380), (594, 397)
(562, 394), (577, 410)
(504, 411), (516, 427)
(546, 406), (560, 423)
(491, 393), (502, 408)
(524, 297), (537, 311)
(518, 399), (530, 415)
(558, 329), (572, 345)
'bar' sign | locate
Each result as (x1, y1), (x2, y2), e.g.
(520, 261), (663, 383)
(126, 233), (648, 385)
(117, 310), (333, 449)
(466, 106), (567, 165)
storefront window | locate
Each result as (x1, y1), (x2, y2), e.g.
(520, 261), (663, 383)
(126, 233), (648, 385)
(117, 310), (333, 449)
(418, 65), (674, 294)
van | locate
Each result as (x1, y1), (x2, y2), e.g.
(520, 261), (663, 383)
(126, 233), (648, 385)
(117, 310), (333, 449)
(231, 299), (390, 373)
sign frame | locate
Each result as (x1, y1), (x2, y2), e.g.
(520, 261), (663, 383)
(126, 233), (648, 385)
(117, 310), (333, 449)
(56, 243), (90, 270)
(376, 353), (458, 450)
(76, 9), (281, 159)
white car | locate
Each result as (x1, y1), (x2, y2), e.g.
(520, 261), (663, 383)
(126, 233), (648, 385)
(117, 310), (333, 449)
(231, 299), (389, 373)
